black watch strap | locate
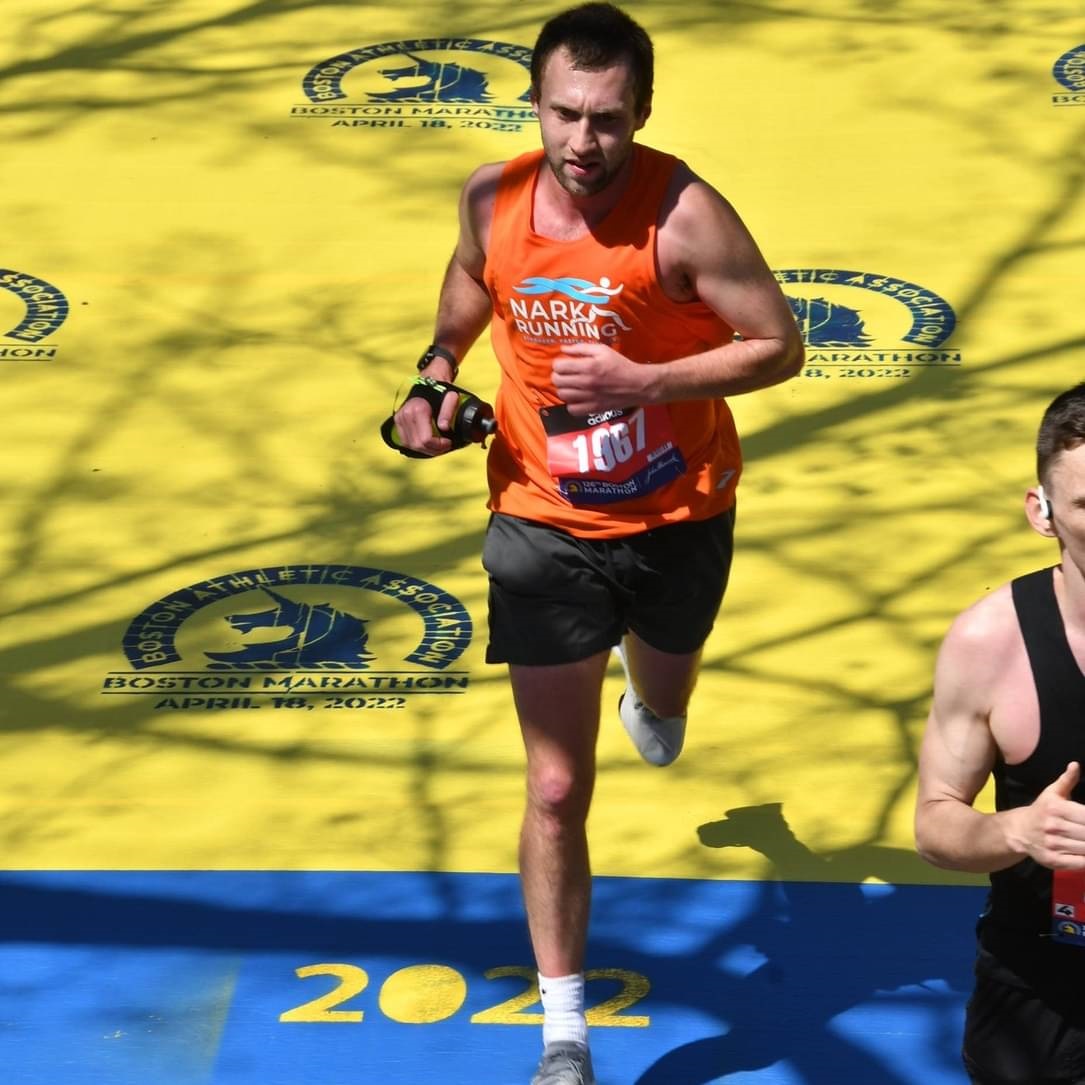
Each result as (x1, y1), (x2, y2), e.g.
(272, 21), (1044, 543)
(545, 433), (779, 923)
(417, 343), (458, 378)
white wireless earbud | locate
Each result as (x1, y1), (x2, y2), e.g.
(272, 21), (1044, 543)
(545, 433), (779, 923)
(1037, 485), (1052, 520)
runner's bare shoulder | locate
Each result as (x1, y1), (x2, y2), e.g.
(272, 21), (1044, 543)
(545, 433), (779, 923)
(460, 161), (506, 255)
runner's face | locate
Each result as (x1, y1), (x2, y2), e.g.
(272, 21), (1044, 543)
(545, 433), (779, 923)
(532, 48), (649, 198)
(1036, 444), (1085, 571)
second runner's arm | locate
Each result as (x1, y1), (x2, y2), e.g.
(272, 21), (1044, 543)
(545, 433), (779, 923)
(915, 594), (1085, 873)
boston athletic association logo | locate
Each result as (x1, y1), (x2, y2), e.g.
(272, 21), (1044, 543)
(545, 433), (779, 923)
(0, 268), (69, 361)
(1052, 44), (1085, 105)
(775, 269), (960, 381)
(102, 565), (473, 712)
(293, 37), (535, 132)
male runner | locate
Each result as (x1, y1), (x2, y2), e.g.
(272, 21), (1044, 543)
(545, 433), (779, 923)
(393, 5), (803, 1081)
(916, 382), (1085, 1084)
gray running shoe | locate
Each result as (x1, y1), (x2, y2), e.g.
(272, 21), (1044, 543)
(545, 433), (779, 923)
(612, 641), (686, 767)
(530, 1042), (595, 1085)
(619, 690), (686, 766)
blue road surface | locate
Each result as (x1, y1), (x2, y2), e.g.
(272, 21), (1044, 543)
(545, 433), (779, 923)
(0, 871), (984, 1084)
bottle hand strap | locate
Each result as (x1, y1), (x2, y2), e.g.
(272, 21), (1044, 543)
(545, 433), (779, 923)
(380, 377), (476, 458)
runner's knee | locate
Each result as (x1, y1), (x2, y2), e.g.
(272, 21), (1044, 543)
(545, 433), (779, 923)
(526, 764), (595, 824)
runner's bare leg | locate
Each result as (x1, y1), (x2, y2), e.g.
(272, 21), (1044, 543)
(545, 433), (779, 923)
(510, 652), (608, 976)
(622, 632), (702, 718)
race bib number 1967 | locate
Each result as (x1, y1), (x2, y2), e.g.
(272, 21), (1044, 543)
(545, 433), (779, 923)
(539, 403), (687, 506)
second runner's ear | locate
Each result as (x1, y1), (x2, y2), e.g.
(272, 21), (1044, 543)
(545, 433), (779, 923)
(1027, 484), (1057, 538)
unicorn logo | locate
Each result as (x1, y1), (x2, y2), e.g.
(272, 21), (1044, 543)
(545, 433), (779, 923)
(368, 52), (493, 103)
(205, 589), (376, 670)
(786, 296), (874, 348)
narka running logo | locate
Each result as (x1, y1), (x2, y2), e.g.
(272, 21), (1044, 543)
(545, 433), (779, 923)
(0, 268), (68, 361)
(102, 565), (473, 711)
(775, 269), (960, 369)
(512, 276), (632, 344)
(293, 37), (535, 132)
(1052, 44), (1085, 105)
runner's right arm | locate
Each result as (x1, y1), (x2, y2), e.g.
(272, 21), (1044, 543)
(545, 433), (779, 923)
(915, 598), (1085, 873)
(394, 164), (502, 456)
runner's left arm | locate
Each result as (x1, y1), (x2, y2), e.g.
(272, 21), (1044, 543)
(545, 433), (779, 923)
(553, 167), (803, 415)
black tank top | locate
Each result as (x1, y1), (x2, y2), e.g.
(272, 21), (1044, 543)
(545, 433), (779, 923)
(978, 566), (1085, 1005)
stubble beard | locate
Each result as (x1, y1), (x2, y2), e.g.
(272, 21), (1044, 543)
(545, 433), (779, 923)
(545, 145), (630, 199)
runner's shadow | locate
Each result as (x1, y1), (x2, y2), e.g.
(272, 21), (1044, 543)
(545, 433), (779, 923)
(635, 803), (978, 1085)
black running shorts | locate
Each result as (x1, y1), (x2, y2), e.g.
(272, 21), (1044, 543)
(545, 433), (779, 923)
(481, 507), (735, 666)
(963, 972), (1085, 1084)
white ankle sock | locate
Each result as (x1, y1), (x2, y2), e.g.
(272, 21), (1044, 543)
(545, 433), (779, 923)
(538, 972), (588, 1048)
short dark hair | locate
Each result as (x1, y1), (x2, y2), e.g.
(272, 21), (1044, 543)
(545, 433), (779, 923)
(1037, 382), (1085, 486)
(531, 3), (654, 115)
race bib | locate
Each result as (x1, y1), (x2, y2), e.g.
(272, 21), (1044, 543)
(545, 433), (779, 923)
(539, 403), (687, 506)
(1052, 869), (1085, 945)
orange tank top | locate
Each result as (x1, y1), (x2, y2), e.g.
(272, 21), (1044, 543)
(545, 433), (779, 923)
(482, 143), (742, 538)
